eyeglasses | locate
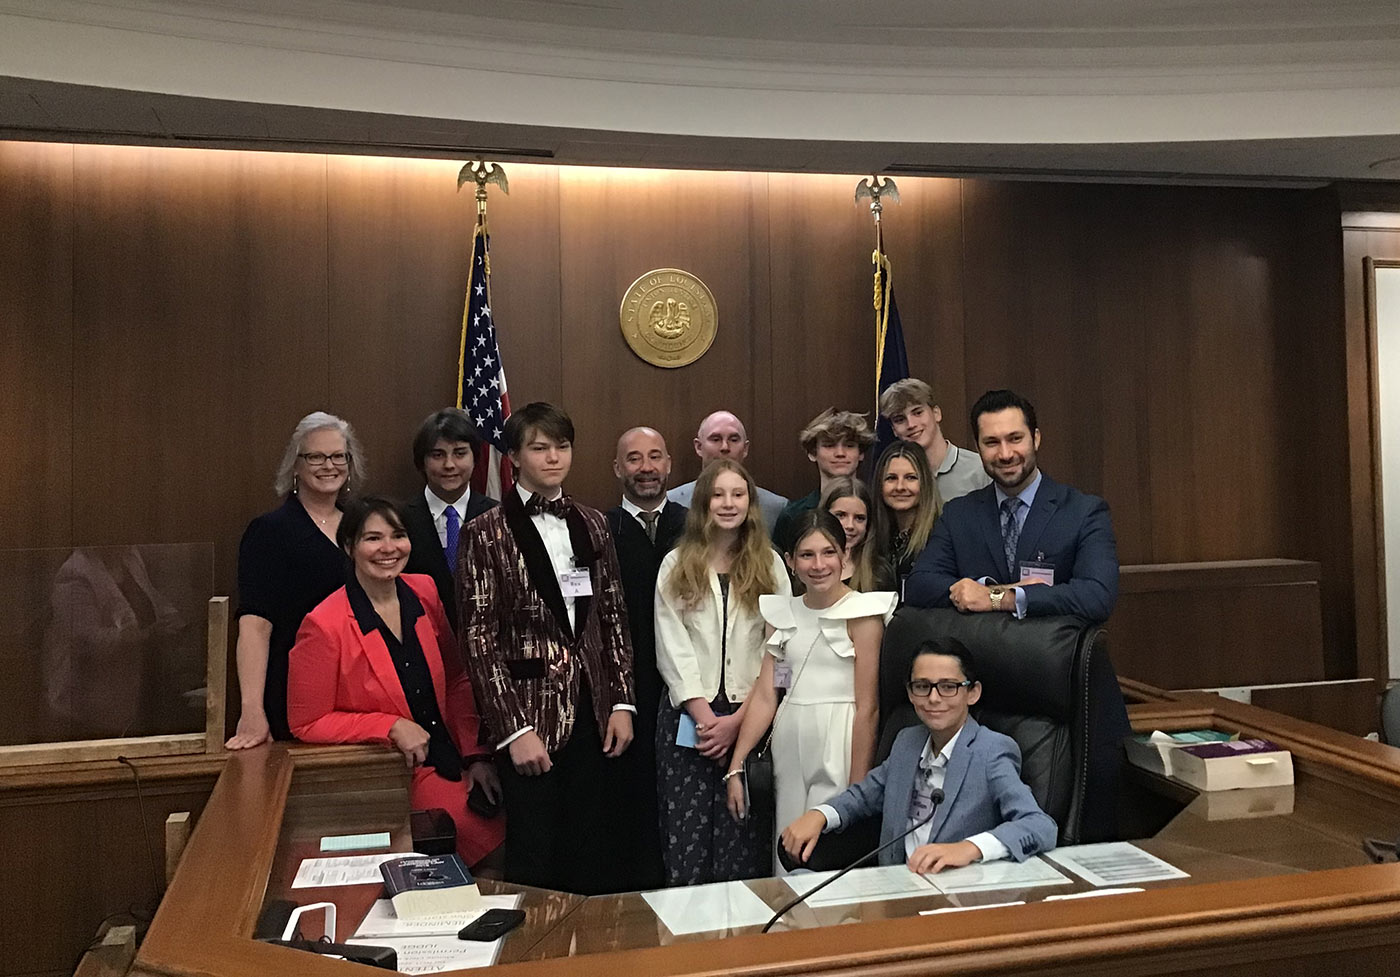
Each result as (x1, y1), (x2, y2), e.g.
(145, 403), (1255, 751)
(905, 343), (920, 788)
(298, 451), (350, 467)
(907, 679), (974, 699)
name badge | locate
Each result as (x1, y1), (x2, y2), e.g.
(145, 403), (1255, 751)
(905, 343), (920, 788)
(560, 567), (593, 597)
(1020, 561), (1055, 586)
(773, 662), (793, 690)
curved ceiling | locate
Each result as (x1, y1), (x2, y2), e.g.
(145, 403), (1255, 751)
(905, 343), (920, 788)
(1, 0), (1399, 180)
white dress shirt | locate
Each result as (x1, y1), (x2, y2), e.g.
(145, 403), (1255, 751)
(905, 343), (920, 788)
(424, 485), (474, 547)
(620, 495), (666, 532)
(519, 483), (577, 631)
(816, 723), (1009, 864)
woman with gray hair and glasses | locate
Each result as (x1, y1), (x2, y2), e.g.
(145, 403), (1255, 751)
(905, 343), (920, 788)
(226, 411), (367, 748)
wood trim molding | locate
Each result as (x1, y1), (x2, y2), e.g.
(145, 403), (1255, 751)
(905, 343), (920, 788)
(205, 596), (229, 754)
(0, 743), (398, 798)
(0, 733), (206, 770)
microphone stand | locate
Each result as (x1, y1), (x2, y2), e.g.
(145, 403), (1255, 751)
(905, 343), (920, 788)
(761, 789), (943, 934)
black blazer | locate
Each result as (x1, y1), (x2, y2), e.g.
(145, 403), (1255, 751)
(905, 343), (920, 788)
(402, 489), (497, 631)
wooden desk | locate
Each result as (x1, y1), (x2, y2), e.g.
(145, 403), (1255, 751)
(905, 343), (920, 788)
(1113, 560), (1326, 688)
(132, 689), (1400, 977)
(265, 785), (583, 960)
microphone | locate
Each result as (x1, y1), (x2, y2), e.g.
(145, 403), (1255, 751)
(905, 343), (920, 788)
(761, 788), (943, 934)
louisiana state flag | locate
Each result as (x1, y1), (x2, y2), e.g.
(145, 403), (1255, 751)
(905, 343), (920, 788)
(873, 249), (909, 457)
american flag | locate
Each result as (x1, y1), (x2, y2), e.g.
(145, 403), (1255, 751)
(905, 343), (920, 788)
(457, 222), (513, 500)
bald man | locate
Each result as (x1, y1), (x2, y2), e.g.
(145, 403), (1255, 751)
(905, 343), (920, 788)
(605, 427), (687, 891)
(666, 411), (788, 529)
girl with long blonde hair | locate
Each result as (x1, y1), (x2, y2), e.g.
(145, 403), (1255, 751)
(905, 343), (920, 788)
(653, 458), (791, 884)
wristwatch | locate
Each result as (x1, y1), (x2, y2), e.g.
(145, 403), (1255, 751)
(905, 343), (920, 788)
(988, 587), (1006, 611)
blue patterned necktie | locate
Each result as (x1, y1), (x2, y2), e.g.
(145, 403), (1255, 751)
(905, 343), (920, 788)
(444, 504), (461, 575)
(1000, 497), (1022, 581)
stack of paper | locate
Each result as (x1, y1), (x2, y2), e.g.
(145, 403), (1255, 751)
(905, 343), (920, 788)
(347, 894), (522, 974)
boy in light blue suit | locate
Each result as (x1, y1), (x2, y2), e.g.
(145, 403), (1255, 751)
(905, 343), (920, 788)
(781, 638), (1057, 874)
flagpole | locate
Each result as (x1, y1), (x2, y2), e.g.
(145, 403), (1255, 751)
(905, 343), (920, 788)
(855, 175), (900, 419)
(456, 160), (513, 499)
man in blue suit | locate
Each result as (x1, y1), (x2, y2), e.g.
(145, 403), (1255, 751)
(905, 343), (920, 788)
(781, 639), (1056, 873)
(904, 389), (1119, 623)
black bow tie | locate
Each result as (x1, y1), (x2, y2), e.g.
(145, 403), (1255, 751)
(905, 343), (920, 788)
(526, 493), (572, 518)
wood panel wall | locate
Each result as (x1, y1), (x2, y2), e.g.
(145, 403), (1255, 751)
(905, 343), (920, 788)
(0, 141), (1359, 686)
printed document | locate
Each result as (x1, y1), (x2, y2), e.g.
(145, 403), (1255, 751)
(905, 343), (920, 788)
(783, 865), (937, 907)
(925, 857), (1071, 894)
(1046, 843), (1189, 886)
(291, 852), (422, 888)
(353, 894), (522, 939)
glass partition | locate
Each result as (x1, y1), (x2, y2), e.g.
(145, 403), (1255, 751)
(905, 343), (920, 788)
(0, 543), (215, 746)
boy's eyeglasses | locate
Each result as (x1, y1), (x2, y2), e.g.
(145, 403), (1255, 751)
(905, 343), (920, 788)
(907, 679), (974, 699)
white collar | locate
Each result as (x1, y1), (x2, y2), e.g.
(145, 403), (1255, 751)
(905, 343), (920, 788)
(621, 496), (666, 520)
(516, 482), (563, 506)
(424, 485), (471, 521)
(921, 721), (967, 768)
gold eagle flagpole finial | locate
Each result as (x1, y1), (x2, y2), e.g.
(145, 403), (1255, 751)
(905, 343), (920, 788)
(458, 161), (509, 275)
(458, 160), (509, 220)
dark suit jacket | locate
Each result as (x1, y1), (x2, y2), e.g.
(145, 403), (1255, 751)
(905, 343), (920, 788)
(904, 474), (1119, 622)
(402, 489), (496, 631)
(457, 490), (635, 753)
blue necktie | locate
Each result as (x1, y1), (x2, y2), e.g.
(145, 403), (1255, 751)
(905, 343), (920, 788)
(444, 504), (461, 575)
(1000, 497), (1022, 581)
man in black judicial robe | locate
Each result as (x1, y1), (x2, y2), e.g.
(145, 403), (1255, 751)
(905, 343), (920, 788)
(605, 426), (688, 891)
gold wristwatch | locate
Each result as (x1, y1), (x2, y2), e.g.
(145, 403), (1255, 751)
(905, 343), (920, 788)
(989, 587), (1006, 611)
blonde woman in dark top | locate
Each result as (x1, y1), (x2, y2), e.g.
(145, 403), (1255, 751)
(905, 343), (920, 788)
(872, 440), (943, 598)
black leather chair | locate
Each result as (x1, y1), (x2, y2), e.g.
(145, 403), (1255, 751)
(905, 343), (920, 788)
(876, 607), (1130, 845)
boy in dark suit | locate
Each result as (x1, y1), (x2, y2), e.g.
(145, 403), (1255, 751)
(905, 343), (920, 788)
(402, 409), (496, 631)
(905, 389), (1119, 622)
(781, 638), (1057, 872)
(457, 402), (636, 894)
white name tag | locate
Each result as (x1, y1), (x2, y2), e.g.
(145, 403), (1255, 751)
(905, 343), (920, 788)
(1020, 562), (1055, 586)
(560, 568), (593, 597)
(773, 662), (793, 690)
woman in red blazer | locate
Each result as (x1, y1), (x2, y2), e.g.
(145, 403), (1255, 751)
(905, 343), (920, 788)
(287, 496), (505, 868)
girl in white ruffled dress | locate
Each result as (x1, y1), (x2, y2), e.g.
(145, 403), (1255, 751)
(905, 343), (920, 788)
(726, 509), (895, 871)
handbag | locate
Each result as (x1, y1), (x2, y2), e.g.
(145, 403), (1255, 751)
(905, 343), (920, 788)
(742, 740), (776, 821)
(741, 633), (816, 825)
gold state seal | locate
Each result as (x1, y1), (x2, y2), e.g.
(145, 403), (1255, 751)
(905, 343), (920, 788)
(619, 268), (718, 368)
